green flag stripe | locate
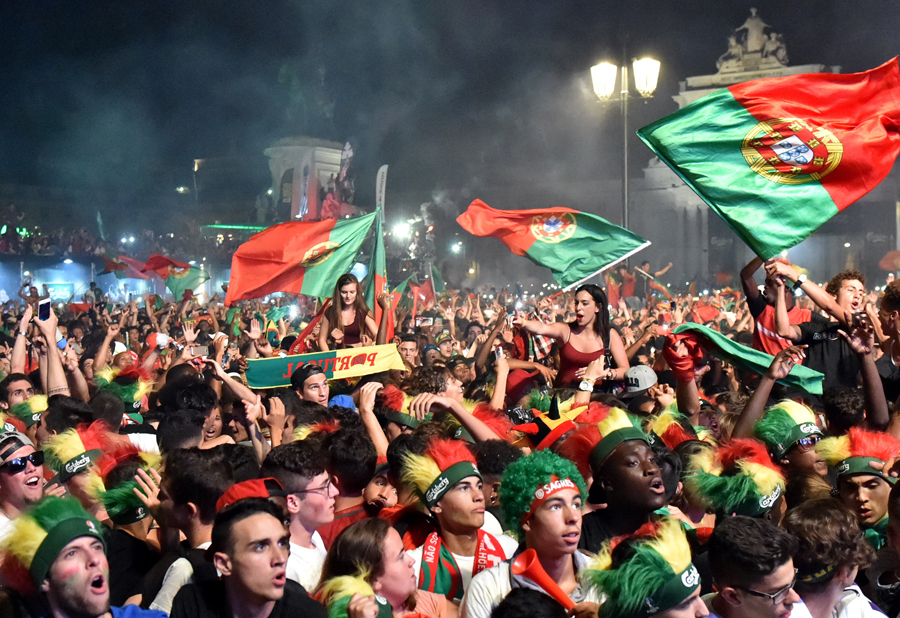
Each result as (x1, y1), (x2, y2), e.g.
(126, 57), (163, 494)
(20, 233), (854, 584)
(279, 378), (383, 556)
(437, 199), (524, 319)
(297, 212), (377, 299)
(523, 213), (649, 289)
(672, 322), (823, 395)
(637, 89), (838, 259)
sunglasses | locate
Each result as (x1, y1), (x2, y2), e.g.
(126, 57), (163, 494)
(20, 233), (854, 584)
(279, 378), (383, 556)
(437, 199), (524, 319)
(794, 435), (821, 452)
(1, 450), (44, 474)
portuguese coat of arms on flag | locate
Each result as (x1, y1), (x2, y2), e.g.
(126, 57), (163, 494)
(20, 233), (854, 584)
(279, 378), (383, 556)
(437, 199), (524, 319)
(457, 200), (650, 289)
(638, 58), (900, 259)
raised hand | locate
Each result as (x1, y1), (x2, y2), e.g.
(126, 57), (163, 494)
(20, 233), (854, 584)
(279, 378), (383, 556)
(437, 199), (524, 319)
(183, 324), (198, 345)
(765, 345), (807, 380)
(242, 395), (263, 425)
(839, 311), (875, 356)
(243, 318), (261, 341)
(133, 467), (163, 520)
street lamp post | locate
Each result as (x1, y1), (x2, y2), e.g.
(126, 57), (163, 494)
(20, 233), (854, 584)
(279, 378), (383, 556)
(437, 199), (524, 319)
(591, 55), (660, 231)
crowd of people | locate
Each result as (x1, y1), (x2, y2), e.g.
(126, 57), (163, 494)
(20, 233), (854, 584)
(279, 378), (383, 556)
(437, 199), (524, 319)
(0, 250), (898, 618)
(0, 221), (242, 262)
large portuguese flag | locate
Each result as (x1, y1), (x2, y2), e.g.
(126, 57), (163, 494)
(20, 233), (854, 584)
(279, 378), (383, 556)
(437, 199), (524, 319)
(225, 211), (377, 305)
(638, 58), (900, 259)
(457, 200), (650, 290)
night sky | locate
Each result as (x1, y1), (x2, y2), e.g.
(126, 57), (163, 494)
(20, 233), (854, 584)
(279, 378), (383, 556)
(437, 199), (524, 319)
(2, 1), (898, 225)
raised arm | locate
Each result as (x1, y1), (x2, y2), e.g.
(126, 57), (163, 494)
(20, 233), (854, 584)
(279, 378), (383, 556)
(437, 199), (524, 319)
(731, 346), (807, 439)
(773, 277), (802, 341)
(33, 309), (70, 398)
(11, 305), (32, 374)
(766, 261), (850, 327)
(375, 294), (392, 346)
(740, 256), (764, 303)
(654, 262), (673, 278)
(838, 313), (889, 432)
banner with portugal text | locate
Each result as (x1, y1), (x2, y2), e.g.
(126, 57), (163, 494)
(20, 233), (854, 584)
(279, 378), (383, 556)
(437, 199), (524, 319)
(244, 344), (407, 389)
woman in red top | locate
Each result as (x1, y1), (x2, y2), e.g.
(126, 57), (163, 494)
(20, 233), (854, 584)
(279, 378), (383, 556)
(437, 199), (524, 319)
(513, 284), (629, 388)
(319, 274), (378, 351)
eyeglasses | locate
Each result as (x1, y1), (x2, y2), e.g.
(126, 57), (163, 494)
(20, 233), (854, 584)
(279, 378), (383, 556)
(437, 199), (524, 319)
(739, 570), (797, 605)
(794, 435), (821, 452)
(294, 478), (333, 497)
(1, 451), (44, 474)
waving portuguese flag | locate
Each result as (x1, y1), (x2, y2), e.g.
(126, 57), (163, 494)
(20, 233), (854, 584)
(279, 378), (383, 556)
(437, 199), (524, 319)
(638, 58), (900, 259)
(457, 200), (650, 290)
(225, 211), (377, 305)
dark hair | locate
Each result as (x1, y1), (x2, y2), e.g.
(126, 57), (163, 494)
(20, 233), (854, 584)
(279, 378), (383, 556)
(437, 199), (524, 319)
(471, 440), (524, 479)
(164, 448), (234, 525)
(404, 366), (449, 396)
(491, 588), (567, 618)
(325, 274), (372, 335)
(282, 394), (327, 427)
(104, 455), (145, 490)
(572, 284), (610, 342)
(651, 444), (682, 501)
(0, 373), (32, 404)
(89, 390), (125, 428)
(882, 281), (900, 314)
(888, 479), (900, 522)
(215, 443), (260, 483)
(386, 433), (428, 488)
(175, 383), (219, 416)
(210, 498), (287, 555)
(822, 387), (864, 435)
(155, 365), (202, 409)
(784, 471), (833, 510)
(317, 518), (415, 610)
(825, 269), (865, 298)
(322, 429), (376, 495)
(783, 498), (875, 594)
(156, 409), (206, 453)
(43, 395), (94, 435)
(290, 363), (326, 391)
(708, 515), (797, 589)
(260, 441), (326, 493)
(399, 334), (418, 346)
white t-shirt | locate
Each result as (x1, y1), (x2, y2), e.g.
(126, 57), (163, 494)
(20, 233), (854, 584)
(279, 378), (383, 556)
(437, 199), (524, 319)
(0, 513), (12, 543)
(150, 541), (213, 614)
(459, 550), (601, 618)
(830, 584), (886, 618)
(286, 531), (327, 592)
(408, 533), (519, 594)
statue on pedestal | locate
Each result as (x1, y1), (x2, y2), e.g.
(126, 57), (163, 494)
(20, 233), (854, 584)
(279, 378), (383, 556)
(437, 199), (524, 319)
(716, 9), (788, 73)
(735, 8), (769, 53)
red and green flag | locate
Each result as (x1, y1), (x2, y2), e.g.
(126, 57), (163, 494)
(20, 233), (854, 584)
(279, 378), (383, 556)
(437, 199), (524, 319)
(364, 216), (394, 340)
(224, 211), (377, 305)
(648, 279), (672, 300)
(100, 255), (149, 280)
(142, 254), (191, 278)
(637, 58), (900, 259)
(457, 200), (650, 290)
(431, 263), (445, 295)
(165, 266), (210, 301)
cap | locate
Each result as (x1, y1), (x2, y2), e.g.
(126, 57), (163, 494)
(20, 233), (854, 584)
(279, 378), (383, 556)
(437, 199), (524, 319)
(620, 365), (658, 399)
(216, 478), (286, 512)
(435, 333), (451, 346)
(0, 431), (34, 463)
(328, 394), (356, 410)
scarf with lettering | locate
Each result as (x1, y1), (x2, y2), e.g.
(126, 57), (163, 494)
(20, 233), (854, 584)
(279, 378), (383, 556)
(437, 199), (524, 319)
(418, 530), (507, 601)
